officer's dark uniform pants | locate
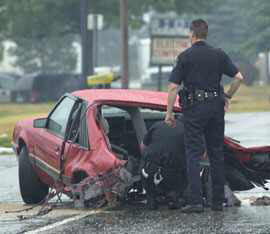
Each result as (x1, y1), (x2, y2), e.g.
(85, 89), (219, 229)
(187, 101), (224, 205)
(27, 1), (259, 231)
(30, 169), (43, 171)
(184, 98), (225, 205)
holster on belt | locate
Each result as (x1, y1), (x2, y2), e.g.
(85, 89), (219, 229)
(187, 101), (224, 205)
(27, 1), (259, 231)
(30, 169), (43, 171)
(179, 87), (193, 111)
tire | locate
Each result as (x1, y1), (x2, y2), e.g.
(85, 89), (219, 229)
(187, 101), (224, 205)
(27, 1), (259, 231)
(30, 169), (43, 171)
(18, 147), (49, 204)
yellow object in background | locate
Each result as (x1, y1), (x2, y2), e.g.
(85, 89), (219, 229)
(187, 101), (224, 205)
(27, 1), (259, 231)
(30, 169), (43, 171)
(87, 72), (115, 86)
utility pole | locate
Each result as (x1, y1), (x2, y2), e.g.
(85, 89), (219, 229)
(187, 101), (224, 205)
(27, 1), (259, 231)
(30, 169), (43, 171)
(80, 0), (94, 88)
(266, 52), (270, 84)
(158, 65), (162, 91)
(120, 0), (129, 89)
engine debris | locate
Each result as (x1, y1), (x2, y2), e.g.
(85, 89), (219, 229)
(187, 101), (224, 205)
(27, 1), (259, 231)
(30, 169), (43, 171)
(71, 166), (134, 208)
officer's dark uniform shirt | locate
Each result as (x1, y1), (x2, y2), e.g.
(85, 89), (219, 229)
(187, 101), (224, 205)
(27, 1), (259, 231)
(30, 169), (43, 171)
(169, 41), (238, 89)
(143, 118), (186, 169)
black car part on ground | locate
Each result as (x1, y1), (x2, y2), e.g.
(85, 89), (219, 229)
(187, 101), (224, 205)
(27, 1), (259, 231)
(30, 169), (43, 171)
(224, 145), (270, 190)
(245, 152), (270, 175)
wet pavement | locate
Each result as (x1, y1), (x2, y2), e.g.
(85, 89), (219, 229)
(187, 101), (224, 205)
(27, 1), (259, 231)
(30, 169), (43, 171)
(42, 204), (270, 234)
(225, 112), (270, 147)
(0, 112), (270, 234)
(0, 156), (20, 203)
(0, 156), (85, 234)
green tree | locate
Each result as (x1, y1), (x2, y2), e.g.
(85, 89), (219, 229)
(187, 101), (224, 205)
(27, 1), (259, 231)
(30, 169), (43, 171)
(3, 0), (219, 36)
(207, 0), (270, 84)
(8, 36), (77, 74)
(244, 0), (270, 84)
(1, 0), (220, 73)
(86, 0), (218, 29)
(241, 0), (270, 54)
(207, 0), (248, 60)
(206, 0), (261, 85)
(2, 0), (80, 73)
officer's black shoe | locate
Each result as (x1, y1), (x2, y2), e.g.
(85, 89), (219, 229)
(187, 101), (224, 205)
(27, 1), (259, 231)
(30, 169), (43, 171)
(168, 198), (185, 210)
(181, 204), (204, 213)
(168, 200), (180, 210)
(146, 197), (158, 210)
(211, 203), (223, 211)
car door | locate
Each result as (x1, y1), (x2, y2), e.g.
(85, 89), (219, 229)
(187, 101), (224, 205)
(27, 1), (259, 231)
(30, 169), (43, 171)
(62, 103), (93, 181)
(34, 96), (76, 181)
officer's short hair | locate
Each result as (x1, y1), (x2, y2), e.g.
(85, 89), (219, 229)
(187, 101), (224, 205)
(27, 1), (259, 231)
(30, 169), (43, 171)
(190, 19), (208, 39)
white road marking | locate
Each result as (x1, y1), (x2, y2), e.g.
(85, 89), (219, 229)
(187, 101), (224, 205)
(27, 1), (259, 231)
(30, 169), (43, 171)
(25, 209), (104, 234)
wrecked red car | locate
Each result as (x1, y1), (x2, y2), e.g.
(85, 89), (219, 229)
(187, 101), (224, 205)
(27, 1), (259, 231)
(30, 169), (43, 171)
(12, 89), (270, 207)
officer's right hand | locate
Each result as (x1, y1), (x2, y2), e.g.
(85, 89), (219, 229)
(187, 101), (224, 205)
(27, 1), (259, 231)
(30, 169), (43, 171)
(224, 97), (230, 112)
(165, 112), (176, 127)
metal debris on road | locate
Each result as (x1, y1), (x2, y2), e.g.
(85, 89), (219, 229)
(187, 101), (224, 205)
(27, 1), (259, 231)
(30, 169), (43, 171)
(5, 188), (63, 220)
(251, 196), (270, 206)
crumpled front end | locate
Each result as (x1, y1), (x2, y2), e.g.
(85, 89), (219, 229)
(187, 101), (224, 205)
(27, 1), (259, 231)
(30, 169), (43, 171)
(71, 165), (136, 208)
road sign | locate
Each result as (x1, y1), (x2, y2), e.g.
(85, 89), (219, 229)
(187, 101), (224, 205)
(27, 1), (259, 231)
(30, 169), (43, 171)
(87, 14), (104, 30)
(150, 17), (189, 37)
(150, 16), (190, 66)
(150, 36), (189, 66)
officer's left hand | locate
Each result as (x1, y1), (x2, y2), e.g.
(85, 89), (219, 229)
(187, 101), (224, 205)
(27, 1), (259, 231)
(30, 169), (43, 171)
(165, 112), (176, 127)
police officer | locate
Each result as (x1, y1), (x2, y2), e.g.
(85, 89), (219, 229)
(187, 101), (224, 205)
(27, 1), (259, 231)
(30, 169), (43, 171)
(140, 117), (187, 210)
(165, 19), (244, 213)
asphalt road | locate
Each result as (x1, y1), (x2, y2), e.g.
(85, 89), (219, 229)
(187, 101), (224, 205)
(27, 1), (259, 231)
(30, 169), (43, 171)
(0, 112), (270, 234)
(225, 112), (270, 147)
(41, 204), (270, 234)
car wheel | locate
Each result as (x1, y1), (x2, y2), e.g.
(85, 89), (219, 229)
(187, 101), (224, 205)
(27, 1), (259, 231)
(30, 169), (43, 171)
(18, 146), (49, 204)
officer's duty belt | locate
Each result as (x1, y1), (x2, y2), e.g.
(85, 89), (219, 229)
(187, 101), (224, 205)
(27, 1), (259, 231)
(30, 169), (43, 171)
(179, 88), (220, 110)
(193, 89), (219, 102)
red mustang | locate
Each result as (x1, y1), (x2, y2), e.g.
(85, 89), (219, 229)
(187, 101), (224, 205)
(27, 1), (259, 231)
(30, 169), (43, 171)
(12, 89), (270, 206)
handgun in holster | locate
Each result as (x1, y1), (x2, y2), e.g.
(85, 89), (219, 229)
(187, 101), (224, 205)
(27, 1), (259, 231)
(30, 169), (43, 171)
(179, 87), (193, 110)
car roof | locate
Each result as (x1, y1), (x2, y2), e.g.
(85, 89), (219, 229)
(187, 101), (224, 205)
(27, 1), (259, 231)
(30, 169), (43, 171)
(72, 89), (181, 111)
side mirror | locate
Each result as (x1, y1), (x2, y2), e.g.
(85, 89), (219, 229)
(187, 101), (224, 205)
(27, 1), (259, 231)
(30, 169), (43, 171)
(33, 118), (47, 128)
